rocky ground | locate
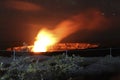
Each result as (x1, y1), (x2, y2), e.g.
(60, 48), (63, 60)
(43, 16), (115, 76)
(0, 54), (120, 80)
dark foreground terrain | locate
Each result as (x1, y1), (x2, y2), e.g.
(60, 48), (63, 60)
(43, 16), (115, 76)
(0, 54), (120, 80)
(1, 48), (120, 57)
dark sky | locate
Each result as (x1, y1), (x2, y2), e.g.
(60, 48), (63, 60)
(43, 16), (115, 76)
(0, 0), (120, 49)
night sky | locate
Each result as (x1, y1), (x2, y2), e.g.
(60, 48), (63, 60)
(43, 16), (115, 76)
(0, 0), (120, 49)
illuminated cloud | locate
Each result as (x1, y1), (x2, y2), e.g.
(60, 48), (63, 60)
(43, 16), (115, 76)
(32, 9), (108, 50)
(3, 0), (43, 11)
(53, 9), (108, 41)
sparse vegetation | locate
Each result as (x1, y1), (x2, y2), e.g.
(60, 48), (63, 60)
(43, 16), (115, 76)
(0, 54), (120, 80)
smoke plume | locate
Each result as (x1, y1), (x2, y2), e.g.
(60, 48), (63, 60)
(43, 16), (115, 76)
(49, 9), (108, 42)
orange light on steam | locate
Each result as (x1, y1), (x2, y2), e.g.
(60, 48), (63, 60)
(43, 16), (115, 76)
(32, 29), (57, 52)
(32, 9), (107, 53)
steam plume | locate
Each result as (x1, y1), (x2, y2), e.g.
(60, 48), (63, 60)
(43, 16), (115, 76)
(52, 9), (108, 42)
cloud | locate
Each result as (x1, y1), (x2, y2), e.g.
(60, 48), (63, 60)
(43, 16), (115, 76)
(34, 9), (109, 45)
(3, 0), (43, 11)
(53, 9), (108, 40)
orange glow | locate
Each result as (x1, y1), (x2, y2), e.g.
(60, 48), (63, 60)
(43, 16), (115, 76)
(32, 9), (107, 53)
(32, 29), (58, 52)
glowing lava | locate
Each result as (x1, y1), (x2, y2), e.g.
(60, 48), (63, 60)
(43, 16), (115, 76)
(32, 9), (107, 53)
(32, 29), (58, 52)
